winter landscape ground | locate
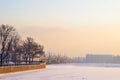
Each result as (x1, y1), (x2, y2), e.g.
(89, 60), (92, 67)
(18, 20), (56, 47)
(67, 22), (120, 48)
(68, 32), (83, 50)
(0, 64), (120, 80)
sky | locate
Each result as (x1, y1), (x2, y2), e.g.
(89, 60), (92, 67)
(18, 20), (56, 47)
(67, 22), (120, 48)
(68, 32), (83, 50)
(0, 0), (120, 57)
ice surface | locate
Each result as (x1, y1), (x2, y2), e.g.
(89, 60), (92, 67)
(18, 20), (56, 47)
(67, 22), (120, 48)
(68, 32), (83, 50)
(0, 63), (120, 80)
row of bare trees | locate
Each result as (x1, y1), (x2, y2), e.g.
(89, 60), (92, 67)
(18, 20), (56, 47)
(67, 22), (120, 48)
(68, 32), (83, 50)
(47, 53), (73, 64)
(0, 24), (45, 66)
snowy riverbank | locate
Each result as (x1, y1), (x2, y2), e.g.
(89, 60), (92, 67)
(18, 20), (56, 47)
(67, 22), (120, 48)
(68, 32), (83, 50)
(0, 63), (120, 80)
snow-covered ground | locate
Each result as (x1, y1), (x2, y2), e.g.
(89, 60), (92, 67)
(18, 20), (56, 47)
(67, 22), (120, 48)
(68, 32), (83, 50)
(0, 63), (120, 80)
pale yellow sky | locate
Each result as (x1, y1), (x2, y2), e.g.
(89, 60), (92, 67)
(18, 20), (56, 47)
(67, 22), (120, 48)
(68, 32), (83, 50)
(15, 25), (120, 57)
(1, 0), (120, 56)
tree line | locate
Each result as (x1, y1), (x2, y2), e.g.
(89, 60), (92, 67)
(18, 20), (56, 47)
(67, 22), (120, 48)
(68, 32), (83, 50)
(0, 24), (45, 66)
(47, 52), (73, 64)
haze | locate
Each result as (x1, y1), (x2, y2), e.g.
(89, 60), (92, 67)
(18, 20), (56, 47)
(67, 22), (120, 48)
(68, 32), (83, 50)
(0, 0), (120, 56)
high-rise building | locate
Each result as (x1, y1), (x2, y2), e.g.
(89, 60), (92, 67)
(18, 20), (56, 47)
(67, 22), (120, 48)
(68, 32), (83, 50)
(85, 54), (113, 63)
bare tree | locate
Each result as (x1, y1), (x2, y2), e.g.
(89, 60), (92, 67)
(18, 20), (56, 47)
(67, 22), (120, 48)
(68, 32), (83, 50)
(22, 37), (44, 64)
(0, 24), (45, 66)
(0, 24), (19, 66)
(31, 44), (44, 63)
(10, 34), (21, 64)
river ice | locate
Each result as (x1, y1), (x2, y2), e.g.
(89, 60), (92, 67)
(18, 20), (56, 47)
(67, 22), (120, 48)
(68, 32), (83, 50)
(0, 64), (120, 80)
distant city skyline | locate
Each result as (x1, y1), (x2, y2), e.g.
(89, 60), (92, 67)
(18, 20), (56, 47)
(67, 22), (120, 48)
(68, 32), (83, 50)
(1, 0), (120, 56)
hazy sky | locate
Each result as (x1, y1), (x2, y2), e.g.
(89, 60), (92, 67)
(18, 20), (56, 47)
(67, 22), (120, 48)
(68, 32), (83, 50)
(1, 0), (120, 56)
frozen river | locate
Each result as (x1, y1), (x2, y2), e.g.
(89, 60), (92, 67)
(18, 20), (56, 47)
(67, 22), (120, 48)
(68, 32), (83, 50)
(0, 64), (120, 80)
